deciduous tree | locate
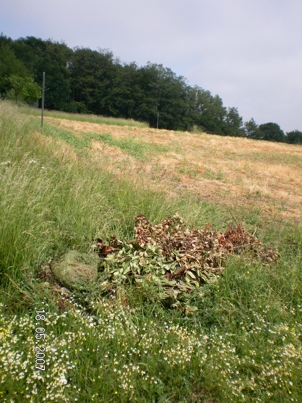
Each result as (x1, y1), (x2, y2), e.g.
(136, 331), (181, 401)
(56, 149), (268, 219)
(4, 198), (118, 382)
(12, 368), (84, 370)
(258, 122), (285, 142)
(286, 130), (302, 144)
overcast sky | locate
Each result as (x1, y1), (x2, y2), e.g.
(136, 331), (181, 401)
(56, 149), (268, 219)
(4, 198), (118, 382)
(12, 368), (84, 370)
(1, 0), (302, 132)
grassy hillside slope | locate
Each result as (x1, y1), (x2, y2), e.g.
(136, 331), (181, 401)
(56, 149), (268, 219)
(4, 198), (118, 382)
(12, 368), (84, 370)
(0, 102), (301, 402)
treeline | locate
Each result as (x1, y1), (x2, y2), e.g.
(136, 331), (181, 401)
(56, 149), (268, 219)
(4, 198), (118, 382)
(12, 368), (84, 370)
(0, 34), (301, 144)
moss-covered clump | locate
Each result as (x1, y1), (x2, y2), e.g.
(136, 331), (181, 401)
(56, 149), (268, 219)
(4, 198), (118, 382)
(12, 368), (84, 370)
(51, 250), (99, 290)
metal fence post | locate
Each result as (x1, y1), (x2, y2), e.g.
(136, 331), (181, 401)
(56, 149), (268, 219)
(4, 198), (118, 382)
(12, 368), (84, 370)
(41, 72), (45, 131)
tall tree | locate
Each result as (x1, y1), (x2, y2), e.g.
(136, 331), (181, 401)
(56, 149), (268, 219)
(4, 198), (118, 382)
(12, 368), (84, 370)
(0, 45), (29, 95)
(136, 63), (192, 130)
(258, 122), (285, 142)
(190, 87), (227, 134)
(244, 118), (263, 139)
(286, 130), (302, 144)
(12, 37), (72, 110)
(6, 74), (40, 104)
(223, 107), (244, 136)
(104, 62), (142, 119)
(69, 48), (117, 114)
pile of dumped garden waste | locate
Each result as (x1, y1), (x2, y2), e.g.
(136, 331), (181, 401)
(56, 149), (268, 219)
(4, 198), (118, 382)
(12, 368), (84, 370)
(94, 214), (280, 309)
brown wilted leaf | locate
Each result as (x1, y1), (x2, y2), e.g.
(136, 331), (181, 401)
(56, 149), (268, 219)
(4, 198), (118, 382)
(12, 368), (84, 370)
(95, 238), (116, 256)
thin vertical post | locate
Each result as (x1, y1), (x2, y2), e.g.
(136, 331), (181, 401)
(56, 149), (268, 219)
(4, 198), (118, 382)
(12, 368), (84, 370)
(157, 111), (159, 129)
(41, 72), (45, 131)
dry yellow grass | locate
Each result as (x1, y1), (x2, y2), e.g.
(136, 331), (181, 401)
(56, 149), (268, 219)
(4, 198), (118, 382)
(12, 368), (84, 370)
(45, 117), (302, 222)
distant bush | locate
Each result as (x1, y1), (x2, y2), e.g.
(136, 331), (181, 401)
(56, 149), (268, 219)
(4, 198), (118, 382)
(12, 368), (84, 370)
(286, 130), (302, 144)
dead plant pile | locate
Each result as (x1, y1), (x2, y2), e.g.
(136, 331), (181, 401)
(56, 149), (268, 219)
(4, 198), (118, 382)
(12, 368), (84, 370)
(96, 214), (279, 308)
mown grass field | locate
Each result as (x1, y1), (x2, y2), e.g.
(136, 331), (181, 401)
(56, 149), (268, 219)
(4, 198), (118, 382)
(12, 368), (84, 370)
(0, 102), (302, 403)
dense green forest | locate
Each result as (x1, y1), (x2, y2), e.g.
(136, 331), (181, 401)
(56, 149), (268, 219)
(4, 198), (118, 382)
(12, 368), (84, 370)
(1, 34), (302, 144)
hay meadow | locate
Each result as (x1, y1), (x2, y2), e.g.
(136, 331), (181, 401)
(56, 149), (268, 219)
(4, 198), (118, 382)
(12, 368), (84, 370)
(0, 101), (302, 402)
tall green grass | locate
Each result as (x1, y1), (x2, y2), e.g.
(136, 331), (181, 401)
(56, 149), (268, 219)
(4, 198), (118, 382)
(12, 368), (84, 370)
(0, 101), (301, 402)
(0, 109), (164, 280)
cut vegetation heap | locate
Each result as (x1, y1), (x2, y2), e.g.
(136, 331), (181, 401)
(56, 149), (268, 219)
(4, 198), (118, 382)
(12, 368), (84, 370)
(94, 214), (280, 310)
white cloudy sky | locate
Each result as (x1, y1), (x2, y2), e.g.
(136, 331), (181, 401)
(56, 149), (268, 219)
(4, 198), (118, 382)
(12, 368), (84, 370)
(1, 0), (302, 132)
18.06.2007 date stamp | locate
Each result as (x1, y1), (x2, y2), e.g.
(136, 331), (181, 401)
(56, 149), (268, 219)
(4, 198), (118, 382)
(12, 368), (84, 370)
(35, 309), (46, 371)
